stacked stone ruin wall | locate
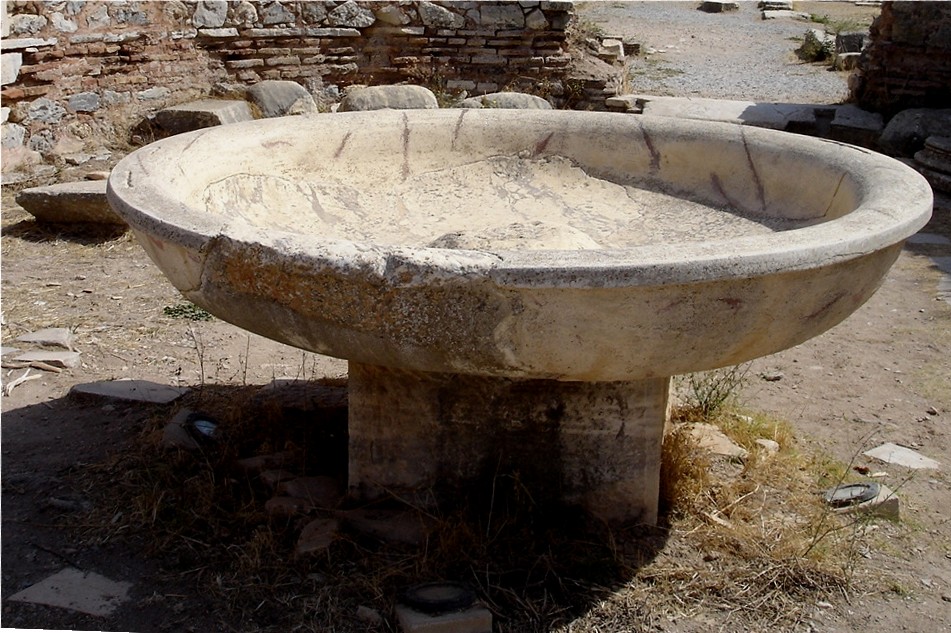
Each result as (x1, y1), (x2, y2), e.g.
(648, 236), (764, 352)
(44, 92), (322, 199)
(851, 1), (951, 117)
(1, 1), (579, 165)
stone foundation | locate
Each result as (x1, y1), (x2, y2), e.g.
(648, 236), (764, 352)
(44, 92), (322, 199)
(347, 362), (670, 526)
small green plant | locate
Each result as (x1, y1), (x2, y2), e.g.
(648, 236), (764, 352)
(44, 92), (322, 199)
(677, 362), (751, 419)
(163, 302), (213, 321)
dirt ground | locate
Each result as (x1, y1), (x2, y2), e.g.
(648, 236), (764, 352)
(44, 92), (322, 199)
(3, 2), (951, 632)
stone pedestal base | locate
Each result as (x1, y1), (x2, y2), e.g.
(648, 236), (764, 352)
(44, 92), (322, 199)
(347, 362), (670, 526)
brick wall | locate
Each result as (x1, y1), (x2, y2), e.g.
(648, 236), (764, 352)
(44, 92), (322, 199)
(1, 1), (578, 173)
(851, 1), (951, 117)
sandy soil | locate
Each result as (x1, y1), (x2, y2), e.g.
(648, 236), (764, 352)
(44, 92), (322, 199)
(2, 2), (950, 632)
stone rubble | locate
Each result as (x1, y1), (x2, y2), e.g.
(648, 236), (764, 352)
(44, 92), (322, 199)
(15, 180), (123, 225)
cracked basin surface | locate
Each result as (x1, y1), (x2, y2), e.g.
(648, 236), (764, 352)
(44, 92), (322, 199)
(107, 109), (932, 381)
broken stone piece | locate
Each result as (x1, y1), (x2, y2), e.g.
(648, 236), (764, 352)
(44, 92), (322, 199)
(337, 85), (438, 112)
(70, 379), (188, 404)
(700, 1), (739, 13)
(16, 327), (74, 350)
(235, 449), (303, 473)
(295, 517), (340, 556)
(12, 350), (80, 368)
(277, 476), (343, 509)
(686, 423), (749, 459)
(755, 438), (780, 454)
(247, 80), (318, 118)
(161, 421), (200, 452)
(337, 508), (435, 546)
(15, 180), (124, 225)
(259, 469), (297, 489)
(863, 443), (940, 469)
(265, 495), (314, 518)
(7, 568), (132, 617)
(458, 91), (552, 110)
(154, 99), (254, 135)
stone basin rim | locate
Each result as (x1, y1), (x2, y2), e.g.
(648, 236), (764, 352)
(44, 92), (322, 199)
(107, 110), (934, 289)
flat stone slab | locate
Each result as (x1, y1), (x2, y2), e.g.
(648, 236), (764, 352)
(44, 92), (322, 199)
(864, 443), (941, 469)
(11, 350), (81, 368)
(70, 379), (188, 404)
(8, 568), (132, 617)
(154, 99), (254, 135)
(762, 9), (812, 20)
(16, 327), (74, 350)
(607, 94), (821, 131)
(15, 180), (124, 225)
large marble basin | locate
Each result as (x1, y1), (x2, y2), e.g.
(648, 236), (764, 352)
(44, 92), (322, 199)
(108, 109), (932, 524)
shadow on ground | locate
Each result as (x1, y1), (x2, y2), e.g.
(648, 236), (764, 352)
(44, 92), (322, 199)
(2, 382), (669, 632)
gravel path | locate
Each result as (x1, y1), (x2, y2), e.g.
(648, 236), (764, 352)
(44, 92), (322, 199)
(576, 1), (877, 104)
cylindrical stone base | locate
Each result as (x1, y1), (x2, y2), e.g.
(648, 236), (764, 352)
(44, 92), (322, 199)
(347, 362), (671, 526)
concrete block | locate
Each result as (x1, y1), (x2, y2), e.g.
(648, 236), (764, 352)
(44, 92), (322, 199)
(395, 603), (492, 633)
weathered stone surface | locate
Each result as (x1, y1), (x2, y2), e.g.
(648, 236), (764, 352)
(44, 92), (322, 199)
(338, 508), (435, 546)
(834, 52), (860, 71)
(1, 122), (26, 148)
(374, 4), (409, 26)
(136, 87), (171, 101)
(233, 1), (257, 27)
(12, 350), (81, 368)
(70, 380), (188, 404)
(418, 1), (465, 29)
(16, 180), (123, 224)
(300, 2), (327, 24)
(328, 0), (375, 28)
(0, 37), (58, 50)
(108, 110), (933, 526)
(338, 84), (438, 111)
(277, 476), (342, 508)
(864, 442), (941, 469)
(835, 31), (868, 54)
(50, 11), (78, 33)
(9, 14), (48, 35)
(830, 104), (883, 147)
(1, 52), (22, 86)
(525, 8), (549, 30)
(459, 91), (552, 109)
(235, 449), (303, 473)
(265, 496), (313, 517)
(7, 568), (132, 617)
(295, 517), (340, 555)
(162, 421), (201, 451)
(247, 80), (318, 117)
(192, 0), (228, 28)
(879, 109), (951, 157)
(687, 423), (749, 459)
(480, 3), (524, 28)
(154, 99), (254, 135)
(261, 1), (295, 25)
(762, 9), (811, 20)
(700, 1), (739, 13)
(68, 91), (100, 113)
(27, 98), (66, 124)
(16, 328), (74, 350)
(259, 469), (296, 489)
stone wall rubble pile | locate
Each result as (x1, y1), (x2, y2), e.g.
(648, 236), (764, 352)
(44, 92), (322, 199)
(1, 1), (586, 177)
(851, 1), (951, 117)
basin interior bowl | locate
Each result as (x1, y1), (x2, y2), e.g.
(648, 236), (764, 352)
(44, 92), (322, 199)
(108, 109), (932, 381)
